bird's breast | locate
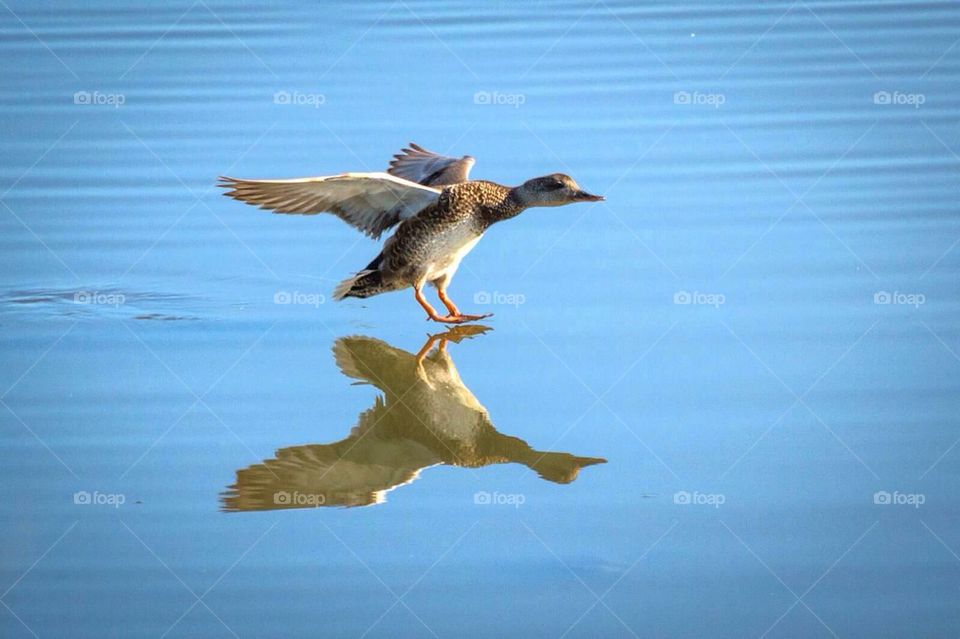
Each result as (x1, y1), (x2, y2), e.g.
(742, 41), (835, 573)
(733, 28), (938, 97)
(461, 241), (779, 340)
(422, 222), (483, 281)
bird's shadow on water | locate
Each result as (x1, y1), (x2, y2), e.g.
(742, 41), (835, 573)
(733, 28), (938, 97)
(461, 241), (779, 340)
(221, 325), (606, 511)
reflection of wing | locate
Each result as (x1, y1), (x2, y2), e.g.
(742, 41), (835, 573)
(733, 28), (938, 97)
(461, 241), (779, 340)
(387, 143), (475, 186)
(221, 397), (441, 511)
(218, 172), (440, 239)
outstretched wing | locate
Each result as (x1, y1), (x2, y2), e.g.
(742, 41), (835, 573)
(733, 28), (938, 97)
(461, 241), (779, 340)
(387, 142), (475, 186)
(218, 172), (441, 239)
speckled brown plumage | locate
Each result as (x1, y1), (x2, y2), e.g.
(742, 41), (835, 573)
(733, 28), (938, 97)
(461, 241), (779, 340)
(337, 180), (523, 299)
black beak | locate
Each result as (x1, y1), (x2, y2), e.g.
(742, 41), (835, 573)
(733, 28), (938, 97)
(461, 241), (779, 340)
(575, 190), (604, 202)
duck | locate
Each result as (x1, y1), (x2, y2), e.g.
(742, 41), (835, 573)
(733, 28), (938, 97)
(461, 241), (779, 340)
(218, 143), (603, 323)
(221, 327), (606, 511)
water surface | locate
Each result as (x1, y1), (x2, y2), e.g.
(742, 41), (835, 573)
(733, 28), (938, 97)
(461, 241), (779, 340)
(2, 1), (959, 637)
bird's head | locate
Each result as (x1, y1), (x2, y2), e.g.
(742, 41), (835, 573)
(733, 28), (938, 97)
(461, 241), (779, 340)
(513, 173), (604, 208)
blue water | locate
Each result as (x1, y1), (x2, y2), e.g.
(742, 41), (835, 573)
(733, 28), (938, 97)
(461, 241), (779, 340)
(2, 1), (960, 637)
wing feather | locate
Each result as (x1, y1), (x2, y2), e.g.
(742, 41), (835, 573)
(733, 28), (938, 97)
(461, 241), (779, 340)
(218, 172), (441, 239)
(387, 142), (475, 186)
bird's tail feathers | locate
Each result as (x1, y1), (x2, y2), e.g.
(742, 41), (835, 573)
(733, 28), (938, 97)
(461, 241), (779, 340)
(333, 269), (383, 300)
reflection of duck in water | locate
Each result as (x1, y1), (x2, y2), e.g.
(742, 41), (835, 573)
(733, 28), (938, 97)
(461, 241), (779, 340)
(222, 327), (605, 511)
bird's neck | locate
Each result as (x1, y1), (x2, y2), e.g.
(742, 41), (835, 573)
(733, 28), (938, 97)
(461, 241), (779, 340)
(479, 189), (526, 227)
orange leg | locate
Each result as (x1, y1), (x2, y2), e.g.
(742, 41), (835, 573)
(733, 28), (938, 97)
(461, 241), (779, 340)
(414, 332), (456, 364)
(437, 286), (493, 322)
(436, 287), (461, 316)
(415, 286), (463, 323)
(415, 333), (443, 362)
(415, 325), (492, 363)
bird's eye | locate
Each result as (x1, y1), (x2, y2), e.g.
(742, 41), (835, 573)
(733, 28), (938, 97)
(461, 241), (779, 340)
(544, 180), (565, 190)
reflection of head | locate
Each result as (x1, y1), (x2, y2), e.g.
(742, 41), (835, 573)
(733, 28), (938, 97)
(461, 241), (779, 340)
(456, 428), (606, 484)
(528, 451), (608, 484)
(221, 331), (605, 512)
